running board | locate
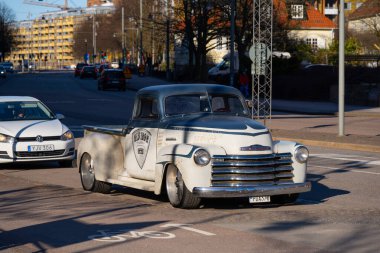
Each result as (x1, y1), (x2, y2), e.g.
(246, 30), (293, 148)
(107, 176), (155, 192)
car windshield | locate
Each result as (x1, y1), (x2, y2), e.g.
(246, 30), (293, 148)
(165, 93), (249, 117)
(0, 101), (56, 121)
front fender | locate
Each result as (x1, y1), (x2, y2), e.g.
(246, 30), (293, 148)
(273, 140), (308, 183)
(154, 144), (226, 194)
(77, 132), (124, 182)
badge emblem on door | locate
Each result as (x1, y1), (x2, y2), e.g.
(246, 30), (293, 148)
(132, 129), (151, 168)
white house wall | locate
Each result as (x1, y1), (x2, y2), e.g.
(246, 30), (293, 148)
(288, 29), (335, 49)
(348, 16), (380, 33)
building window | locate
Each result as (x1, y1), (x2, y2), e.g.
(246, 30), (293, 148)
(216, 36), (223, 50)
(306, 38), (318, 49)
(290, 4), (304, 19)
(344, 2), (352, 10)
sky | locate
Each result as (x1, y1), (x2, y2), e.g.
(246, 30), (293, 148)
(0, 0), (88, 21)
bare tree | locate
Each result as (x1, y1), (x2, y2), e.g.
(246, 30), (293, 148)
(175, 0), (228, 81)
(0, 2), (16, 62)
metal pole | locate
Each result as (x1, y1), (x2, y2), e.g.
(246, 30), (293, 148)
(122, 7), (125, 64)
(166, 0), (170, 80)
(338, 0), (345, 136)
(93, 12), (96, 63)
(140, 0), (143, 66)
(230, 0), (236, 87)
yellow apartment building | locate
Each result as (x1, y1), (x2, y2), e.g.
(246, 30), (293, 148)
(8, 6), (114, 70)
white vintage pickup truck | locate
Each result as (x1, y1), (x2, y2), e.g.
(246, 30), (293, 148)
(77, 84), (311, 209)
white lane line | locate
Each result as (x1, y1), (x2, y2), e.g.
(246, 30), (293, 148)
(160, 224), (216, 236)
(311, 165), (380, 175)
(311, 154), (380, 166)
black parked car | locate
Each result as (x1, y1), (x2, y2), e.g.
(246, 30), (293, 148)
(97, 69), (126, 91)
(80, 65), (97, 79)
(0, 66), (6, 78)
(74, 63), (88, 77)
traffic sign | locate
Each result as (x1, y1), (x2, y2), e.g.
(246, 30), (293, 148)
(249, 43), (271, 75)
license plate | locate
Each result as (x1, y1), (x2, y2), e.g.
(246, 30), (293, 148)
(112, 81), (119, 84)
(28, 144), (54, 152)
(249, 196), (271, 203)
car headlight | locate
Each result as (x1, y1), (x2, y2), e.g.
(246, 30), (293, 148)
(294, 146), (309, 163)
(0, 71), (4, 74)
(0, 133), (14, 143)
(194, 149), (211, 166)
(61, 130), (74, 141)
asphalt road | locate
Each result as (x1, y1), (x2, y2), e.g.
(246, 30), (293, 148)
(0, 72), (380, 252)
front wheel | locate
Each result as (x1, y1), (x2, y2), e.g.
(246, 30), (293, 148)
(80, 153), (111, 193)
(165, 164), (201, 209)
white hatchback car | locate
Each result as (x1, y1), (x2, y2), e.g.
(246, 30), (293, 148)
(0, 96), (75, 166)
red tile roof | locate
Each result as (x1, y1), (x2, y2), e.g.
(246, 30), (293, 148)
(348, 0), (380, 20)
(274, 0), (337, 29)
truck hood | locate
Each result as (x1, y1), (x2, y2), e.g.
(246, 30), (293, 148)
(165, 115), (266, 132)
(162, 115), (273, 154)
(0, 119), (67, 138)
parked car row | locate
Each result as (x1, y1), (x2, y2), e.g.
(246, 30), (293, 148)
(74, 62), (132, 91)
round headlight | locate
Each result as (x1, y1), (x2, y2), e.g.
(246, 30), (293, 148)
(294, 146), (309, 163)
(194, 149), (211, 166)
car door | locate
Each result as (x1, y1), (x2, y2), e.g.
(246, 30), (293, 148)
(122, 96), (160, 181)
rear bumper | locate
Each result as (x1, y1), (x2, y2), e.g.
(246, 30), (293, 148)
(192, 182), (311, 198)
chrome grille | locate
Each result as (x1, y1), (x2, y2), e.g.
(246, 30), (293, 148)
(211, 153), (294, 187)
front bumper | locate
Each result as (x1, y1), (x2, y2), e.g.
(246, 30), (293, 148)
(192, 182), (311, 198)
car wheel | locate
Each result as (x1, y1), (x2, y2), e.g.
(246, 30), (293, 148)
(80, 153), (112, 193)
(165, 164), (201, 209)
(59, 160), (74, 168)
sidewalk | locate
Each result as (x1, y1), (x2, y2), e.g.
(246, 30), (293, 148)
(127, 75), (380, 153)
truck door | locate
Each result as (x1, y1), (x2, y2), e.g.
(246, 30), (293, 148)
(122, 96), (159, 181)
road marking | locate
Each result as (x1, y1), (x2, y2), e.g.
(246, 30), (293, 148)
(311, 165), (380, 175)
(161, 224), (216, 236)
(312, 154), (380, 166)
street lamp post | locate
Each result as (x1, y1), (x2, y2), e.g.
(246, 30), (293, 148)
(84, 38), (88, 63)
(139, 0), (143, 66)
(166, 0), (170, 80)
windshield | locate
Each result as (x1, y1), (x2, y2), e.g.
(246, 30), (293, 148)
(0, 101), (56, 121)
(165, 93), (249, 117)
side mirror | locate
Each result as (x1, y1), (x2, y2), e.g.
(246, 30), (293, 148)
(245, 100), (253, 108)
(56, 113), (65, 120)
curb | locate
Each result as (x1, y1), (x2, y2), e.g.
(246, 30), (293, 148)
(273, 136), (380, 153)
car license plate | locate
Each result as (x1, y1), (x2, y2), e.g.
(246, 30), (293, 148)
(249, 196), (271, 203)
(28, 144), (54, 152)
(112, 81), (119, 84)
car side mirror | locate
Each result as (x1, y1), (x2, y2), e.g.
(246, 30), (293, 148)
(56, 113), (65, 120)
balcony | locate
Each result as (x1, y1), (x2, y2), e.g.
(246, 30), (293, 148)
(325, 5), (338, 15)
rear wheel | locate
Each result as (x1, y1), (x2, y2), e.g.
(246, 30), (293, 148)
(80, 153), (111, 193)
(165, 164), (201, 209)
